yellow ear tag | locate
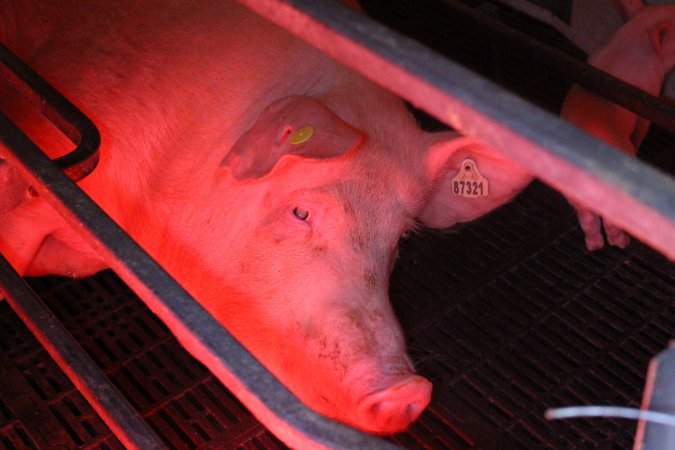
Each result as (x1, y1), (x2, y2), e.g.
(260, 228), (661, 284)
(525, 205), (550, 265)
(289, 126), (314, 145)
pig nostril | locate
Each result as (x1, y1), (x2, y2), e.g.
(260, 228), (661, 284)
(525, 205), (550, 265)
(404, 398), (428, 423)
(367, 401), (382, 417)
(357, 376), (432, 433)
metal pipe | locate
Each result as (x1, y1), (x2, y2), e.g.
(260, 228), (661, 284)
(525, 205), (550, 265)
(0, 253), (167, 450)
(0, 43), (100, 181)
(236, 0), (675, 261)
(438, 0), (675, 134)
(633, 343), (675, 450)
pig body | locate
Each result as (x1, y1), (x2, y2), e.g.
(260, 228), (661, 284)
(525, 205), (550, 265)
(0, 159), (31, 214)
(561, 5), (675, 250)
(0, 0), (532, 436)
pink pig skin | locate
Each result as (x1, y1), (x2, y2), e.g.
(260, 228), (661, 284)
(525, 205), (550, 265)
(561, 5), (675, 251)
(0, 0), (530, 436)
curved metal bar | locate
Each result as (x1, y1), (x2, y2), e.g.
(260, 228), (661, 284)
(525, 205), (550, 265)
(0, 42), (100, 181)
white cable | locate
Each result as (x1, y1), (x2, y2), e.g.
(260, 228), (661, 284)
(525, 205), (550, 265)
(545, 406), (675, 427)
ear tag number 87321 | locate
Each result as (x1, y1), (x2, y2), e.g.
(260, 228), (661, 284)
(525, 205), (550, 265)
(452, 158), (489, 198)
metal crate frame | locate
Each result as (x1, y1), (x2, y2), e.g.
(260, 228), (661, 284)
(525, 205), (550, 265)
(1, 0), (674, 448)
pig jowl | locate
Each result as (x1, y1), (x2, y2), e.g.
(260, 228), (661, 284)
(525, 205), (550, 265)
(0, 0), (531, 436)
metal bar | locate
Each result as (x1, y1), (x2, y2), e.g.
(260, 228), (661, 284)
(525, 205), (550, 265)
(0, 253), (167, 450)
(442, 0), (675, 134)
(0, 112), (402, 449)
(0, 42), (100, 181)
(633, 342), (675, 450)
(236, 0), (675, 261)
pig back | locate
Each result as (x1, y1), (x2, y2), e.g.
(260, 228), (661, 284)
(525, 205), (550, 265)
(0, 0), (353, 219)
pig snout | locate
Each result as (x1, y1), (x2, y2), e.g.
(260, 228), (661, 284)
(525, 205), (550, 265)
(335, 352), (432, 434)
(356, 374), (432, 433)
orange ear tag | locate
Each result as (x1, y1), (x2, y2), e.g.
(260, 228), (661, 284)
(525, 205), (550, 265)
(452, 159), (489, 198)
(289, 126), (314, 144)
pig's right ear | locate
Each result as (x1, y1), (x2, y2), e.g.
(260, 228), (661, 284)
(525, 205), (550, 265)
(650, 19), (675, 69)
(221, 96), (364, 179)
(419, 131), (531, 228)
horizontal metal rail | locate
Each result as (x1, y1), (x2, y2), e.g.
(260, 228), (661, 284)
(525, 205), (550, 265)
(237, 0), (675, 260)
(443, 0), (675, 133)
(0, 253), (167, 450)
(0, 114), (401, 449)
(0, 43), (99, 181)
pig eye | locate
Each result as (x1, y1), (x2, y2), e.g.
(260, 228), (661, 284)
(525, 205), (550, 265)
(293, 207), (309, 221)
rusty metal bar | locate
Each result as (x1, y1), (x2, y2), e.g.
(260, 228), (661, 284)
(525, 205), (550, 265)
(237, 0), (675, 261)
(0, 252), (167, 450)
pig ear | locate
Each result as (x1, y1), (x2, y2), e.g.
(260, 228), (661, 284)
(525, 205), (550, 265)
(650, 19), (674, 61)
(221, 96), (364, 179)
(419, 131), (531, 228)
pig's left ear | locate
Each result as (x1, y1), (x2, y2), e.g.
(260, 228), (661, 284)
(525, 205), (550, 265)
(221, 96), (364, 179)
(650, 19), (675, 68)
(419, 131), (531, 228)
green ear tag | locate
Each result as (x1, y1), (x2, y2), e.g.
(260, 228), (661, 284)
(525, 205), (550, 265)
(289, 126), (314, 144)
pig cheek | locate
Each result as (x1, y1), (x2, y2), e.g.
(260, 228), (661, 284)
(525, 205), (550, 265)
(301, 307), (375, 375)
(280, 247), (372, 400)
(235, 223), (311, 282)
(238, 227), (377, 410)
(289, 308), (378, 417)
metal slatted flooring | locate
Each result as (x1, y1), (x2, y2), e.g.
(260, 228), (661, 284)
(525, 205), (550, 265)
(1, 0), (674, 449)
(0, 275), (287, 449)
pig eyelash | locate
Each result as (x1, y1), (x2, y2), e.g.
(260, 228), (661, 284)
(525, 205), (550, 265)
(292, 206), (309, 221)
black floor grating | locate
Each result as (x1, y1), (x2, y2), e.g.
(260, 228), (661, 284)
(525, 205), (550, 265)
(0, 290), (290, 450)
(0, 188), (672, 450)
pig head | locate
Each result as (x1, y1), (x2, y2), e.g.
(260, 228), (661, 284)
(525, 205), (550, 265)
(0, 0), (531, 437)
(139, 93), (530, 433)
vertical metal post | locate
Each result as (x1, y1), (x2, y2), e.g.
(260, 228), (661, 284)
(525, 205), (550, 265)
(634, 343), (675, 450)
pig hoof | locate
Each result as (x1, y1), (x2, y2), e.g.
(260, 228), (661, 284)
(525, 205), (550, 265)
(584, 235), (605, 252)
(357, 375), (432, 433)
(605, 223), (630, 248)
(608, 232), (630, 249)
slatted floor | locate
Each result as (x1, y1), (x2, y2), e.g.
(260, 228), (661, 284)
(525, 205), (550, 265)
(1, 0), (674, 449)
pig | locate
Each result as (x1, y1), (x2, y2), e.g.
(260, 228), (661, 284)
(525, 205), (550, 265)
(0, 159), (31, 214)
(561, 4), (675, 251)
(0, 0), (532, 436)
